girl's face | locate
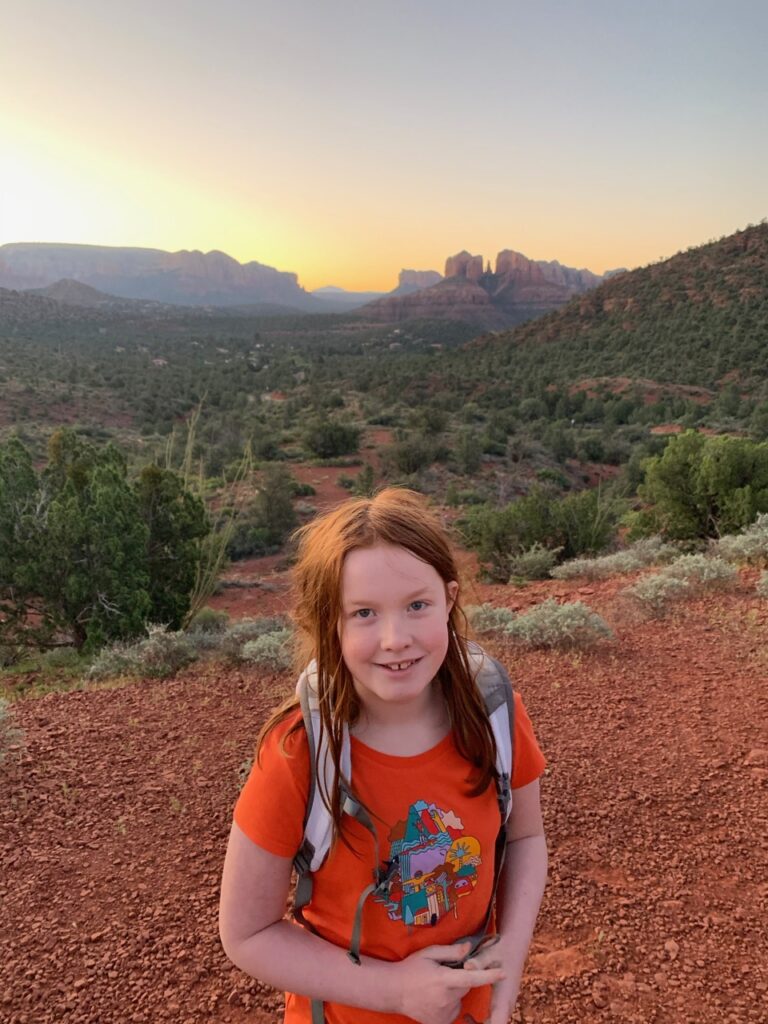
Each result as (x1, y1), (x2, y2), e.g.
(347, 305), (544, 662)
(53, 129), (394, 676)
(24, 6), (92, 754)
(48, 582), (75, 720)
(338, 543), (458, 718)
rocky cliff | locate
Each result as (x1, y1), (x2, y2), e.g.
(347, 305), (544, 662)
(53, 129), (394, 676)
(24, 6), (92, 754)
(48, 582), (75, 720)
(0, 243), (317, 309)
(392, 269), (443, 295)
(361, 247), (603, 326)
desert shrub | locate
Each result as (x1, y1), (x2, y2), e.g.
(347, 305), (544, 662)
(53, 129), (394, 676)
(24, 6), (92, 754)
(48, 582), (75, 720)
(757, 572), (768, 599)
(622, 575), (690, 616)
(87, 641), (144, 681)
(220, 617), (292, 659)
(0, 697), (23, 764)
(87, 625), (197, 681)
(188, 606), (230, 634)
(38, 648), (84, 670)
(465, 604), (516, 634)
(504, 600), (612, 649)
(508, 544), (563, 581)
(713, 513), (768, 566)
(240, 629), (294, 671)
(461, 485), (620, 581)
(130, 625), (198, 679)
(661, 554), (737, 588)
(551, 536), (678, 580)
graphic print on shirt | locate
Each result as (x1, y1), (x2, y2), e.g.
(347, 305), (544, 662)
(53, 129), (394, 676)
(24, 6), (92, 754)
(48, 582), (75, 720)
(374, 799), (482, 928)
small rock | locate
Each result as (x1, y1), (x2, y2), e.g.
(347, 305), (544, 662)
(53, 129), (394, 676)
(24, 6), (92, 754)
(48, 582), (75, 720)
(744, 748), (768, 767)
(664, 939), (680, 961)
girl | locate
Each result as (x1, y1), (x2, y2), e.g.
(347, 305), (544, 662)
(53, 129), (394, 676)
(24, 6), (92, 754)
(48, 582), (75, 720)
(219, 489), (548, 1024)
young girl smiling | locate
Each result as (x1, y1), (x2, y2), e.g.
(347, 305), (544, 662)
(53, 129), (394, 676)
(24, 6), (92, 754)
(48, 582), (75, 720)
(219, 489), (547, 1024)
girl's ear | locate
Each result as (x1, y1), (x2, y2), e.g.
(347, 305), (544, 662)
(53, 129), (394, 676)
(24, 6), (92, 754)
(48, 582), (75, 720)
(446, 580), (459, 614)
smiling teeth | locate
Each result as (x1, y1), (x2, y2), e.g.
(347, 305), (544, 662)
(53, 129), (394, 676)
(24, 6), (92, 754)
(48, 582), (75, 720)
(385, 660), (415, 671)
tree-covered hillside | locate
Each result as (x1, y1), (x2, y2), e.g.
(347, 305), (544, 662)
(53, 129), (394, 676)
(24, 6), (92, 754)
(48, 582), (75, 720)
(459, 222), (768, 394)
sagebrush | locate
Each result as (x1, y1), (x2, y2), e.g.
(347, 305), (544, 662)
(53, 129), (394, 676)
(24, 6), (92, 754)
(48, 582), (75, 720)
(551, 536), (677, 580)
(0, 697), (23, 764)
(713, 513), (768, 566)
(465, 604), (516, 634)
(240, 629), (294, 671)
(504, 599), (612, 649)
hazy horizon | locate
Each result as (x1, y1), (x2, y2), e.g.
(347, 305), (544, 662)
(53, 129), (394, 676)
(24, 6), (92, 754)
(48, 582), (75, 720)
(2, 0), (767, 291)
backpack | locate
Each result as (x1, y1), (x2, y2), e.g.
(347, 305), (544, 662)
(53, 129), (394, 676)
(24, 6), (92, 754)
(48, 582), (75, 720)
(291, 641), (516, 1024)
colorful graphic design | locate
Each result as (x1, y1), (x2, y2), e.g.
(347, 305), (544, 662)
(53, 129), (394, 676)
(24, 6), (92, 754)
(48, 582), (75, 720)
(374, 800), (482, 928)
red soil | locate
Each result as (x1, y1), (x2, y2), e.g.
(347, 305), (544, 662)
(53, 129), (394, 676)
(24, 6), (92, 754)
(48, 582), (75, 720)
(3, 568), (766, 1023)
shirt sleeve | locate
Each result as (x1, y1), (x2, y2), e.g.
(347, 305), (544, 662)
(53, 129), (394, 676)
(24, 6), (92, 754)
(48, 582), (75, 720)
(233, 710), (310, 858)
(510, 692), (546, 789)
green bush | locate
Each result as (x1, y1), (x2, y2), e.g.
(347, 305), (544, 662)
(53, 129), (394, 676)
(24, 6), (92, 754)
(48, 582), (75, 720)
(551, 536), (678, 580)
(757, 572), (768, 599)
(88, 625), (197, 681)
(220, 617), (292, 660)
(461, 485), (620, 581)
(631, 431), (768, 541)
(465, 604), (516, 634)
(303, 419), (361, 459)
(188, 606), (230, 633)
(713, 513), (768, 566)
(132, 625), (197, 678)
(0, 697), (23, 765)
(240, 629), (294, 671)
(504, 599), (613, 649)
(662, 554), (737, 588)
(508, 544), (563, 581)
(622, 574), (690, 616)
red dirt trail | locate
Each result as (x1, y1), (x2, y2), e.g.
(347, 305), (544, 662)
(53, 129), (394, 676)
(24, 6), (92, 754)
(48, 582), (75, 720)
(2, 574), (767, 1024)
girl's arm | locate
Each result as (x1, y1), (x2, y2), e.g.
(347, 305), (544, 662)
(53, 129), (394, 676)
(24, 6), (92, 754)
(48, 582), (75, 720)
(219, 821), (504, 1024)
(464, 777), (548, 1024)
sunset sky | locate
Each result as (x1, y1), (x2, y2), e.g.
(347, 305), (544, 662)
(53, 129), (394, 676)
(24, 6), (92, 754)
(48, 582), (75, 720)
(2, 1), (766, 291)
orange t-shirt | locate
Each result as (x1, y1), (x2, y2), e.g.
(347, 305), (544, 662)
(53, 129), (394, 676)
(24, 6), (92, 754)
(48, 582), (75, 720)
(234, 692), (546, 1024)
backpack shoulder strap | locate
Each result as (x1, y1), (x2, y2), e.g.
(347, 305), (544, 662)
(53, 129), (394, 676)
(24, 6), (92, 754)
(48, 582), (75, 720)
(294, 661), (351, 876)
(466, 640), (515, 821)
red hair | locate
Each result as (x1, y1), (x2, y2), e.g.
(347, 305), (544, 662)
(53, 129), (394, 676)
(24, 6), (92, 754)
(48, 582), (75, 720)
(257, 488), (498, 844)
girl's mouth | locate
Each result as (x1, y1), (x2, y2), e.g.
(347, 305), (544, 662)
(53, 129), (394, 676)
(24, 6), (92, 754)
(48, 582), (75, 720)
(377, 657), (423, 673)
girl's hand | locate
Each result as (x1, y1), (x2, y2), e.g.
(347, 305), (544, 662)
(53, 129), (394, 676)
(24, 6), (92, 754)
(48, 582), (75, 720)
(463, 944), (519, 1024)
(396, 942), (506, 1024)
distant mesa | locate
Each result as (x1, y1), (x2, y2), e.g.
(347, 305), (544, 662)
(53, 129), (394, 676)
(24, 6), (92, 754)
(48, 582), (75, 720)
(392, 269), (443, 296)
(0, 242), (320, 311)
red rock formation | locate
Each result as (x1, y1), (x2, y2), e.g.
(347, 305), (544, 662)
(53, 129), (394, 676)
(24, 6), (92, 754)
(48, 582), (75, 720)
(444, 251), (484, 282)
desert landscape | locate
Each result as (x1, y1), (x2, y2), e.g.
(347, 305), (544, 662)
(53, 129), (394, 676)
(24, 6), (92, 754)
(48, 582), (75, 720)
(2, 548), (766, 1024)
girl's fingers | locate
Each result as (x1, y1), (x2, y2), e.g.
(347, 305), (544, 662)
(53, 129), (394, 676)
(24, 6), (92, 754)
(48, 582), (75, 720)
(451, 966), (506, 990)
(462, 947), (503, 971)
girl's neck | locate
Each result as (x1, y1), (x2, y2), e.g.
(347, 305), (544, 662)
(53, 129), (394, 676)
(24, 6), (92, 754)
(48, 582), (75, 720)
(350, 683), (450, 756)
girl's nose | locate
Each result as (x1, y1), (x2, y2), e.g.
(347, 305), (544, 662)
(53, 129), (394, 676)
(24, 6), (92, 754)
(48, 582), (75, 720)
(380, 616), (411, 651)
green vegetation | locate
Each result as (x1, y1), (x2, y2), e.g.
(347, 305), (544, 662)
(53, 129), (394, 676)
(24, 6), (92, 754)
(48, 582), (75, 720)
(0, 430), (208, 653)
(0, 696), (22, 763)
(504, 600), (613, 649)
(622, 554), (738, 616)
(465, 604), (516, 634)
(629, 432), (768, 540)
(460, 485), (621, 581)
(713, 513), (768, 565)
(551, 536), (678, 580)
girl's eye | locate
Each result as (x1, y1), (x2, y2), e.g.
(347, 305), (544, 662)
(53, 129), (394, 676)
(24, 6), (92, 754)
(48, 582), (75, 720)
(353, 608), (374, 619)
(409, 600), (428, 611)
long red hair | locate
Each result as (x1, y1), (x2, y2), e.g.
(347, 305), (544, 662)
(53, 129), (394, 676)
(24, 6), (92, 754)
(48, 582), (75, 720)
(256, 487), (498, 845)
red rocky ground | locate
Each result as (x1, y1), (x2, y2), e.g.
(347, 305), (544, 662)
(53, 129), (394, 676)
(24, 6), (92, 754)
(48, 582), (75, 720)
(2, 569), (767, 1024)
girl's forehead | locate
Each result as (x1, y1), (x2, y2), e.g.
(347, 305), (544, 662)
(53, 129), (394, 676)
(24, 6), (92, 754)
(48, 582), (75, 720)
(341, 543), (443, 591)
